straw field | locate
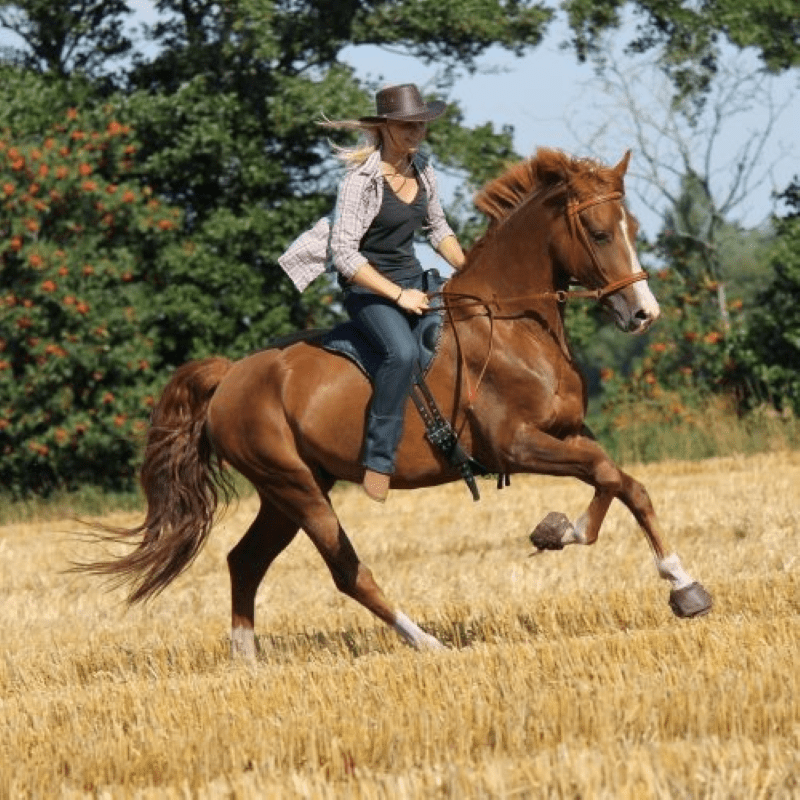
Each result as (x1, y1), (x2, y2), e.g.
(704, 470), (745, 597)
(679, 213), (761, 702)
(1, 451), (798, 798)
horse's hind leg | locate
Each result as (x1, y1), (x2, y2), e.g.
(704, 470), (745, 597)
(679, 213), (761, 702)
(227, 496), (299, 660)
(271, 477), (444, 651)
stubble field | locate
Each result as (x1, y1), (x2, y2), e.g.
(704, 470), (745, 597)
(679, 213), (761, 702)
(1, 451), (798, 798)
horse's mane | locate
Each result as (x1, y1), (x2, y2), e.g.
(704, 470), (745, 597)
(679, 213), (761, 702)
(474, 147), (621, 226)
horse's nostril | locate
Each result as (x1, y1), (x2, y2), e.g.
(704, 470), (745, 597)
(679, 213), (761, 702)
(634, 309), (650, 321)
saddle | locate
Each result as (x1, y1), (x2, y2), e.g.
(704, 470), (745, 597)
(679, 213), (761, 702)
(274, 270), (489, 500)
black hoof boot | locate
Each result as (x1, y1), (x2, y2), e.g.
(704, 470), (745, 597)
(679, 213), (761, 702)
(530, 511), (572, 551)
(669, 582), (713, 618)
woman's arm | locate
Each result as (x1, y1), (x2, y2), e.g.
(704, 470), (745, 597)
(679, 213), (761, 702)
(350, 262), (430, 315)
(437, 234), (466, 271)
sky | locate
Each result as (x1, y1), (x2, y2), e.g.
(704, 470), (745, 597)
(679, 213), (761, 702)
(2, 0), (797, 247)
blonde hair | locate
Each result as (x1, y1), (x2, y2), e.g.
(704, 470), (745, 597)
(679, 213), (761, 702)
(318, 115), (385, 168)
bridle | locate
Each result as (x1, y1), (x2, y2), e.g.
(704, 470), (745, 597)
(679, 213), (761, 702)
(433, 189), (649, 415)
(566, 191), (648, 299)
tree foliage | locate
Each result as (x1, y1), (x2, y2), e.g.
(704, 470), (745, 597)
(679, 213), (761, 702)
(730, 182), (800, 415)
(563, 0), (800, 100)
(0, 0), (133, 81)
(0, 97), (181, 494)
(0, 0), (797, 495)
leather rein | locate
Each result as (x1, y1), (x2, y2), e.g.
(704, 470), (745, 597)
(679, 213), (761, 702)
(433, 190), (648, 414)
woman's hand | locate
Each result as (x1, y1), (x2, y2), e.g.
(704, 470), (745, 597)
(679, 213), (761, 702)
(397, 288), (429, 315)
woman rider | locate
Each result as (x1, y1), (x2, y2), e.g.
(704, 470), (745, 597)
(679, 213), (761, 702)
(279, 83), (466, 502)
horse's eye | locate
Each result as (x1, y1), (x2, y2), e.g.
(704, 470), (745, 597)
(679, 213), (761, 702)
(591, 230), (611, 244)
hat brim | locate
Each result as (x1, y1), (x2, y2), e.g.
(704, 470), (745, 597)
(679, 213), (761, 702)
(359, 100), (447, 124)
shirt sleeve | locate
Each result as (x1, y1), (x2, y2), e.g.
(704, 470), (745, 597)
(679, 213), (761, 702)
(422, 164), (456, 249)
(328, 168), (373, 280)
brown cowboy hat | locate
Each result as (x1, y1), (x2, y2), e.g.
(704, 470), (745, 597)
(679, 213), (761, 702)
(359, 84), (447, 124)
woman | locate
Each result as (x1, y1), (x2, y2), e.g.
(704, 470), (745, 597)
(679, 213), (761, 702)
(279, 83), (466, 502)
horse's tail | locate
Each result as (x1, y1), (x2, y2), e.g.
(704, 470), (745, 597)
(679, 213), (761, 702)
(76, 356), (235, 604)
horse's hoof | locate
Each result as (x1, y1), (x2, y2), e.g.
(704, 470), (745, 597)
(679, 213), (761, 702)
(669, 582), (713, 618)
(530, 511), (572, 551)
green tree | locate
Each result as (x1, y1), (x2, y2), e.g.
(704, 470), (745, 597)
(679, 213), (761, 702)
(0, 94), (183, 495)
(730, 181), (800, 415)
(114, 0), (538, 363)
(563, 0), (799, 100)
(0, 0), (133, 82)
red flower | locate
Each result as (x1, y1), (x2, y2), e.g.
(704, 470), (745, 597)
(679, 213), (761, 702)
(40, 280), (57, 292)
(75, 301), (90, 314)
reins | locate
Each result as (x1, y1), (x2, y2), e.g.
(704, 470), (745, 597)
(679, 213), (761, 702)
(430, 189), (649, 422)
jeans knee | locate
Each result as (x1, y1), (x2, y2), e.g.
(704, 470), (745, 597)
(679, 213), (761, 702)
(389, 338), (419, 369)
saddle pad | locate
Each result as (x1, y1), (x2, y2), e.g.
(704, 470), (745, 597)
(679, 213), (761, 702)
(321, 304), (444, 381)
(321, 269), (446, 381)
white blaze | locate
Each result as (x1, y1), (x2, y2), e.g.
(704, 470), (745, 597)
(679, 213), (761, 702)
(607, 209), (660, 330)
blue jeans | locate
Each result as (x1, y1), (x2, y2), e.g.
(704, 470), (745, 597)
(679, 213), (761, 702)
(344, 277), (425, 474)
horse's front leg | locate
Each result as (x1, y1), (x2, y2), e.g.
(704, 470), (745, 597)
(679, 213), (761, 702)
(506, 427), (712, 618)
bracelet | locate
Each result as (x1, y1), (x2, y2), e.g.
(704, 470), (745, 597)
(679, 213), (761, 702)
(395, 287), (404, 303)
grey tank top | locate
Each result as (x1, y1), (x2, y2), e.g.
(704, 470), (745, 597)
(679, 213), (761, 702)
(358, 177), (428, 283)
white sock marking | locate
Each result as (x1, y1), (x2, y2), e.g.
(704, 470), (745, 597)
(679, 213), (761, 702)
(231, 625), (256, 660)
(393, 611), (445, 650)
(657, 553), (695, 590)
(560, 513), (588, 545)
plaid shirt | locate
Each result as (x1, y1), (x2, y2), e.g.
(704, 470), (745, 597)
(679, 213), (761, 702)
(278, 149), (455, 291)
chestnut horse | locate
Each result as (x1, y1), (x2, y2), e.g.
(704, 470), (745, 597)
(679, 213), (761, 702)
(81, 148), (712, 658)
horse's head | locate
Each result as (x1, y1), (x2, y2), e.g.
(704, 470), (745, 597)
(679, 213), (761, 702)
(471, 148), (659, 335)
(535, 149), (660, 334)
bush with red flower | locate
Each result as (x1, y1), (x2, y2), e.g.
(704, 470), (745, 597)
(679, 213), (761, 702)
(0, 107), (181, 496)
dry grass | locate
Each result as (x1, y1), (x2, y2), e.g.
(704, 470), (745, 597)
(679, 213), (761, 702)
(1, 451), (798, 798)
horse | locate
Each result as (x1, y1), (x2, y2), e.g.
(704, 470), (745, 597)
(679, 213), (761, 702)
(79, 147), (712, 659)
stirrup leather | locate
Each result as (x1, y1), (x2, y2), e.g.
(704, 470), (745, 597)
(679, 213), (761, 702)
(409, 369), (493, 502)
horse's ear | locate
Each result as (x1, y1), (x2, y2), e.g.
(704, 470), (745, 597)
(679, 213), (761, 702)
(613, 150), (632, 178)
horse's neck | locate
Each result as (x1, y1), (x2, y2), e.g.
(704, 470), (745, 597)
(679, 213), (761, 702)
(442, 209), (572, 362)
(447, 212), (559, 305)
